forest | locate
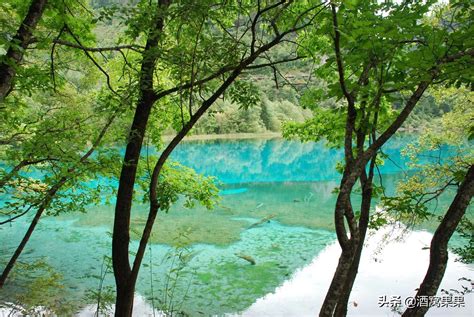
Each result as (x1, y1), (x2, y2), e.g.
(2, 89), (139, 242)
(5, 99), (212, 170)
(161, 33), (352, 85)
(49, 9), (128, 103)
(0, 0), (473, 316)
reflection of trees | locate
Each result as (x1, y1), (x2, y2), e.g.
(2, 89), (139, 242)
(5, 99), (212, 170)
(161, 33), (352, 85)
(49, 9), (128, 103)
(172, 138), (456, 184)
(310, 181), (339, 201)
(172, 139), (344, 183)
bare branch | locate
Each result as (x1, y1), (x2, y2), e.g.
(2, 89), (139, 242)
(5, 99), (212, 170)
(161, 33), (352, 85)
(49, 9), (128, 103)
(246, 55), (304, 69)
(0, 206), (34, 226)
(63, 24), (119, 96)
(53, 39), (144, 53)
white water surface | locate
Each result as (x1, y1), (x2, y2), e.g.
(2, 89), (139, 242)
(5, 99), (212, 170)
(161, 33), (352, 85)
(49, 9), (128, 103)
(241, 226), (473, 317)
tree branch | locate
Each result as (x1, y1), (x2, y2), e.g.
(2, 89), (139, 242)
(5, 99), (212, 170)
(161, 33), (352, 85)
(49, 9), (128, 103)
(53, 39), (144, 53)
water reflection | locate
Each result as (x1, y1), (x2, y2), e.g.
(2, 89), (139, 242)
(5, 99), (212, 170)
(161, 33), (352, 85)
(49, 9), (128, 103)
(170, 136), (436, 184)
(1, 136), (469, 316)
(241, 227), (473, 317)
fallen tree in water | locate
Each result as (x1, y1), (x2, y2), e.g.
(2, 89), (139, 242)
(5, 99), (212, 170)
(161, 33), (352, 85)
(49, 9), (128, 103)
(235, 253), (256, 265)
(247, 214), (276, 230)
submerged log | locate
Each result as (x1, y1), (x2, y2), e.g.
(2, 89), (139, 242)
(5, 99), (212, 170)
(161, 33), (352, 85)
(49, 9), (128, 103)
(247, 214), (276, 229)
(235, 253), (256, 265)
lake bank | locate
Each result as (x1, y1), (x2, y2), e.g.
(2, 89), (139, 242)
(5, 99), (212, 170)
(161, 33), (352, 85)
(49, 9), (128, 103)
(163, 132), (282, 141)
(162, 128), (420, 142)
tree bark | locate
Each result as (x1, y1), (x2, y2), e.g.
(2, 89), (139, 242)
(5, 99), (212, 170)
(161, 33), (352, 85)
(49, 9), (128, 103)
(320, 165), (361, 316)
(112, 1), (170, 315)
(0, 0), (48, 101)
(320, 245), (356, 317)
(333, 162), (375, 316)
(402, 164), (474, 317)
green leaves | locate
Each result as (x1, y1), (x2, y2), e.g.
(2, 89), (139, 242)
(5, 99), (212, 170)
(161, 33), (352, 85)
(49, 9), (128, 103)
(283, 107), (346, 147)
(228, 80), (261, 110)
(453, 217), (474, 263)
(381, 194), (433, 223)
(155, 161), (219, 212)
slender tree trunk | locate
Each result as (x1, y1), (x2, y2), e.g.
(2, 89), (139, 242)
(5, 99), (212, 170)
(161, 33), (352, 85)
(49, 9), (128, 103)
(320, 168), (361, 317)
(0, 180), (63, 287)
(115, 282), (135, 317)
(333, 163), (375, 316)
(320, 5), (470, 316)
(319, 76), (433, 316)
(0, 113), (115, 287)
(112, 97), (153, 316)
(0, 0), (48, 101)
(320, 246), (357, 317)
(112, 2), (169, 315)
(402, 164), (474, 317)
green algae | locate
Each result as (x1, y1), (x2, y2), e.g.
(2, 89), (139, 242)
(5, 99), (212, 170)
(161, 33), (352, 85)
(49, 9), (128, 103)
(130, 210), (248, 245)
(71, 181), (339, 246)
(182, 260), (290, 314)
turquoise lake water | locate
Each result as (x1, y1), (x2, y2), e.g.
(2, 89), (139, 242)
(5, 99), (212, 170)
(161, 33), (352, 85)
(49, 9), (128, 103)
(0, 136), (470, 315)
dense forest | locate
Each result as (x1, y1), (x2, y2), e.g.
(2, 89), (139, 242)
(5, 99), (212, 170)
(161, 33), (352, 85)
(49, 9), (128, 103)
(0, 0), (473, 317)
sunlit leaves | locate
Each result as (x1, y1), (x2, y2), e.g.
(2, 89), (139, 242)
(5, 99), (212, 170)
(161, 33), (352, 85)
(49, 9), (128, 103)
(154, 161), (219, 212)
(382, 86), (473, 261)
(283, 107), (345, 147)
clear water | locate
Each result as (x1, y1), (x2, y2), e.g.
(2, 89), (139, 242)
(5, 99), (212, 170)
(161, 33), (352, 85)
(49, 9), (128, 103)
(0, 136), (471, 315)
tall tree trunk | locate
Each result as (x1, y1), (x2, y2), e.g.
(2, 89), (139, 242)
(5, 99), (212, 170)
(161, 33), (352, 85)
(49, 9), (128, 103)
(319, 76), (434, 316)
(0, 0), (48, 101)
(333, 162), (375, 316)
(112, 94), (155, 316)
(112, 1), (169, 316)
(320, 169), (361, 317)
(402, 164), (474, 317)
(320, 246), (357, 317)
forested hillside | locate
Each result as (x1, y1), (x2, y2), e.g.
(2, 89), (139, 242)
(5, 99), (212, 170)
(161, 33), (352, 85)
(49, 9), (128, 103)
(88, 0), (455, 136)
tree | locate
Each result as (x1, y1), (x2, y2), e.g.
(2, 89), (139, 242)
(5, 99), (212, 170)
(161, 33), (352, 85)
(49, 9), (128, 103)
(0, 0), (133, 287)
(0, 0), (49, 101)
(379, 87), (473, 316)
(284, 1), (473, 315)
(104, 0), (329, 315)
(0, 87), (127, 287)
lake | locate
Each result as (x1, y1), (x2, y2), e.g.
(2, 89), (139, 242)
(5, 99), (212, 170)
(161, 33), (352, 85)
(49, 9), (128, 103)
(0, 136), (472, 316)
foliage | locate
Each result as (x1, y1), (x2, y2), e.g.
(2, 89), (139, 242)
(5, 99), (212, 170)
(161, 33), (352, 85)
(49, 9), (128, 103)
(0, 87), (125, 219)
(286, 0), (473, 148)
(379, 87), (473, 261)
(83, 255), (115, 317)
(228, 80), (261, 110)
(452, 218), (474, 263)
(155, 234), (196, 316)
(0, 259), (75, 315)
(137, 161), (220, 212)
(283, 107), (346, 146)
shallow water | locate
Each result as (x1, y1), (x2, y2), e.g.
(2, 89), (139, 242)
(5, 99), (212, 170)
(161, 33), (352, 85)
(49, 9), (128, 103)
(0, 137), (472, 316)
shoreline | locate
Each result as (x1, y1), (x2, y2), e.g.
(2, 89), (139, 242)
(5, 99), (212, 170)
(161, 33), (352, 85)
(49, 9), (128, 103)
(163, 132), (282, 141)
(162, 129), (420, 142)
